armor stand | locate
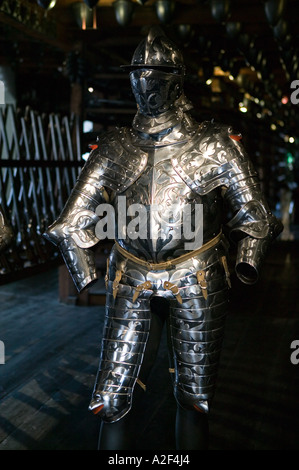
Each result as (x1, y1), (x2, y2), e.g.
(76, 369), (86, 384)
(98, 390), (209, 451)
(175, 406), (209, 450)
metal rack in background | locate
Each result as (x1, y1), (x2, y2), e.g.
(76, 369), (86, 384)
(0, 105), (83, 282)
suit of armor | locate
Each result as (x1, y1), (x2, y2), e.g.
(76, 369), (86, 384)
(44, 28), (282, 447)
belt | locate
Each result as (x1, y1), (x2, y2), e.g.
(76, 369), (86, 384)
(110, 231), (228, 302)
(114, 231), (223, 271)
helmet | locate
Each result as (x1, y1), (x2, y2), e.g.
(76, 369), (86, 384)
(124, 28), (185, 118)
(121, 26), (185, 72)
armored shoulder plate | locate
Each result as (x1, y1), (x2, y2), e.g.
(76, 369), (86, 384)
(80, 128), (148, 194)
(172, 121), (257, 195)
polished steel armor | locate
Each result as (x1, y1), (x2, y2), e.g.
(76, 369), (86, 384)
(0, 205), (14, 252)
(44, 28), (283, 424)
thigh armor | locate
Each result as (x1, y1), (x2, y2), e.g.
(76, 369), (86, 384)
(89, 232), (230, 422)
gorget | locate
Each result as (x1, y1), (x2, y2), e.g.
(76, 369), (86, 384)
(132, 93), (195, 135)
(131, 112), (198, 148)
(132, 108), (184, 134)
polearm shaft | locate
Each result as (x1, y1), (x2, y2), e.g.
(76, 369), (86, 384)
(36, 114), (57, 221)
(62, 115), (78, 187)
(49, 113), (64, 211)
(30, 110), (50, 230)
(75, 114), (82, 163)
(54, 114), (71, 197)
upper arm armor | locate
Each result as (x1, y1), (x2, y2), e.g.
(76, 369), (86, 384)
(43, 128), (148, 291)
(171, 120), (283, 284)
(45, 128), (148, 248)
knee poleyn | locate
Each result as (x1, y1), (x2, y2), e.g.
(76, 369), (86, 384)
(174, 386), (210, 414)
(89, 392), (132, 423)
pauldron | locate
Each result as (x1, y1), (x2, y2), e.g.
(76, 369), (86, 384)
(83, 120), (254, 197)
(84, 130), (148, 194)
(171, 121), (252, 195)
(92, 120), (255, 198)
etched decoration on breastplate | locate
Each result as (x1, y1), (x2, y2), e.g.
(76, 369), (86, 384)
(116, 143), (206, 263)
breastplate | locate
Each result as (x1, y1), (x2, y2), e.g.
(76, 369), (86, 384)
(114, 140), (223, 263)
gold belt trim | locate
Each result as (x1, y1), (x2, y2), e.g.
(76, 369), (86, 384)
(114, 231), (223, 270)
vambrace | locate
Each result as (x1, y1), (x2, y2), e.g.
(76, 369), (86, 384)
(58, 237), (98, 291)
(224, 165), (283, 283)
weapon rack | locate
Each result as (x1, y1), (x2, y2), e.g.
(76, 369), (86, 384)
(0, 104), (82, 286)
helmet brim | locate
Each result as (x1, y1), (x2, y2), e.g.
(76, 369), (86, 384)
(120, 64), (185, 72)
